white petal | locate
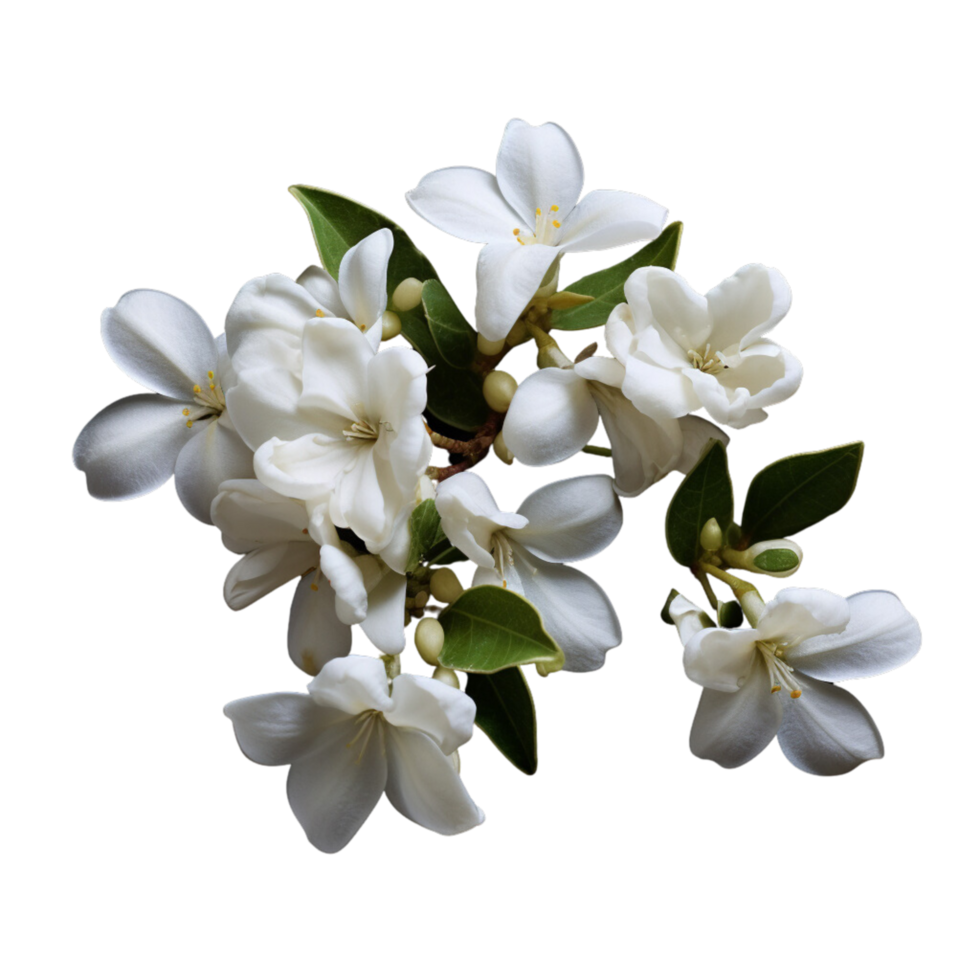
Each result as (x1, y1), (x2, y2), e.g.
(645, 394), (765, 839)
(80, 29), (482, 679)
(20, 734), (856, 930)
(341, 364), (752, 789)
(683, 628), (761, 693)
(174, 416), (254, 524)
(211, 478), (310, 552)
(511, 548), (621, 673)
(101, 289), (217, 400)
(622, 347), (700, 420)
(511, 474), (622, 562)
(366, 346), (430, 429)
(384, 727), (484, 836)
(359, 566), (407, 655)
(224, 366), (315, 452)
(668, 594), (712, 645)
(320, 545), (369, 625)
(475, 242), (560, 341)
(758, 588), (851, 646)
(560, 189), (667, 253)
(224, 692), (332, 766)
(223, 542), (318, 610)
(307, 654), (393, 714)
(299, 319), (373, 420)
(386, 674), (476, 754)
(573, 354), (626, 388)
(288, 571), (353, 675)
(339, 229), (393, 341)
(329, 444), (396, 548)
(406, 166), (522, 243)
(503, 368), (598, 466)
(705, 264), (792, 353)
(623, 267), (711, 353)
(435, 472), (527, 567)
(690, 659), (783, 768)
(73, 394), (193, 500)
(710, 342), (803, 427)
(788, 591), (921, 682)
(495, 118), (584, 220)
(287, 718), (387, 852)
(776, 677), (884, 775)
(675, 415), (729, 474)
(297, 266), (346, 318)
(225, 273), (319, 362)
(254, 434), (359, 502)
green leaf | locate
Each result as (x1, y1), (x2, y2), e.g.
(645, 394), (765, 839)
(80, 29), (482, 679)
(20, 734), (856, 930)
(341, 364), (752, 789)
(660, 588), (681, 625)
(421, 280), (477, 369)
(550, 222), (682, 331)
(288, 188), (486, 431)
(438, 586), (564, 677)
(717, 601), (744, 628)
(406, 500), (470, 570)
(753, 548), (801, 573)
(740, 442), (864, 544)
(465, 668), (537, 774)
(665, 440), (734, 566)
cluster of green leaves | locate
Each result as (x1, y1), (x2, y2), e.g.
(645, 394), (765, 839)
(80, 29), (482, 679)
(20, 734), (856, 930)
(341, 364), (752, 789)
(665, 439), (865, 568)
(404, 499), (559, 775)
(290, 186), (487, 433)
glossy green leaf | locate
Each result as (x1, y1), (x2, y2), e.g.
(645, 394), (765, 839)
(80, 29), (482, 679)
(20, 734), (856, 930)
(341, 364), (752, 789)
(550, 222), (682, 331)
(665, 440), (733, 567)
(421, 280), (477, 369)
(465, 667), (537, 774)
(406, 500), (469, 570)
(438, 586), (564, 677)
(740, 442), (864, 544)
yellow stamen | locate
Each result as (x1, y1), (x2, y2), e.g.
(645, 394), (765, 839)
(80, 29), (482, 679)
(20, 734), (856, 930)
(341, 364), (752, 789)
(182, 408), (190, 416)
(186, 420), (193, 428)
(209, 383), (215, 390)
(552, 220), (561, 228)
(550, 204), (559, 212)
(310, 582), (319, 592)
(207, 371), (214, 380)
(535, 207), (542, 216)
(513, 228), (520, 235)
(193, 385), (201, 393)
(315, 309), (325, 317)
(771, 684), (782, 694)
(790, 689), (802, 699)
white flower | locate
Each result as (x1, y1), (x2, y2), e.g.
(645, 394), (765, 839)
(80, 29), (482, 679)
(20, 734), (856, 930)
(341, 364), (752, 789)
(406, 118), (668, 341)
(502, 357), (725, 497)
(211, 480), (353, 677)
(73, 289), (253, 523)
(435, 473), (622, 671)
(607, 264), (801, 428)
(673, 588), (921, 774)
(224, 655), (484, 853)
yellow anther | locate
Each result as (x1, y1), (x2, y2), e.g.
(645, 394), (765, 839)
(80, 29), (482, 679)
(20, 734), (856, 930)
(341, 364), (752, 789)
(315, 309), (326, 317)
(513, 228), (520, 235)
(310, 582), (319, 592)
(535, 207), (542, 216)
(209, 383), (215, 390)
(182, 408), (190, 416)
(207, 371), (214, 380)
(771, 684), (782, 694)
(550, 204), (559, 212)
(360, 324), (367, 331)
(185, 420), (193, 428)
(552, 220), (561, 228)
(790, 689), (802, 699)
(193, 385), (201, 393)
(502, 579), (507, 589)
(302, 528), (309, 535)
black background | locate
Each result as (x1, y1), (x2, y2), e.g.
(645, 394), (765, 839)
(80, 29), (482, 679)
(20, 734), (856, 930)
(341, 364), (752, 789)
(76, 111), (930, 866)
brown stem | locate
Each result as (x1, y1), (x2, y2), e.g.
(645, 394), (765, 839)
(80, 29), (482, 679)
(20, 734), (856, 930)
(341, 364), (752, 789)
(426, 411), (503, 481)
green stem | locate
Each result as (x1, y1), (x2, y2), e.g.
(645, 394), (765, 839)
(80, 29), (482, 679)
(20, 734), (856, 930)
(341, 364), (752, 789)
(694, 567), (719, 613)
(582, 445), (612, 457)
(699, 562), (764, 626)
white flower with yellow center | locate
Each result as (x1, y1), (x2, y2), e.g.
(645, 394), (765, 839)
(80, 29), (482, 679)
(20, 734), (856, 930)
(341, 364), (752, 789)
(73, 289), (253, 523)
(406, 118), (668, 341)
(224, 655), (484, 853)
(672, 588), (921, 774)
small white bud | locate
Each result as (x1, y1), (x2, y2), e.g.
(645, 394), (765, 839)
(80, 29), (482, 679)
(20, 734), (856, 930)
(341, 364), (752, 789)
(414, 617), (445, 666)
(483, 370), (518, 413)
(493, 431), (515, 465)
(429, 568), (463, 604)
(381, 310), (402, 340)
(391, 277), (424, 311)
(432, 666), (460, 688)
(699, 517), (724, 553)
(477, 334), (506, 356)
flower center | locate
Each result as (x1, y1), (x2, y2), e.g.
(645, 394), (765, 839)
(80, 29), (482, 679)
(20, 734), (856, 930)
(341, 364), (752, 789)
(182, 371), (225, 428)
(346, 710), (384, 764)
(512, 204), (562, 247)
(491, 531), (515, 588)
(757, 640), (802, 698)
(343, 419), (381, 441)
(687, 343), (728, 375)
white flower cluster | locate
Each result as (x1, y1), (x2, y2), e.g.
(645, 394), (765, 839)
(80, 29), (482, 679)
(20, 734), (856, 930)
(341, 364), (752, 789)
(74, 119), (921, 853)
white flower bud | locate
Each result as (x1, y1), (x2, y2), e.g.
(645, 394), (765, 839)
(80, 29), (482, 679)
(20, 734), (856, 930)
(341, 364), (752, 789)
(429, 568), (463, 604)
(483, 371), (518, 412)
(414, 617), (445, 666)
(432, 666), (460, 689)
(477, 334), (506, 356)
(391, 277), (424, 311)
(699, 517), (723, 553)
(493, 432), (514, 465)
(381, 310), (402, 340)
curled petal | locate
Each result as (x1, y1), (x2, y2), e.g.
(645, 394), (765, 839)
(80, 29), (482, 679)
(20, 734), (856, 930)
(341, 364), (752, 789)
(297, 266), (345, 318)
(683, 628), (760, 693)
(623, 266), (711, 353)
(339, 229), (393, 345)
(435, 472), (527, 568)
(757, 588), (851, 646)
(386, 674), (477, 754)
(224, 693), (333, 767)
(358, 564), (407, 655)
(705, 264), (792, 353)
(211, 479), (310, 553)
(307, 655), (393, 715)
(223, 541), (318, 610)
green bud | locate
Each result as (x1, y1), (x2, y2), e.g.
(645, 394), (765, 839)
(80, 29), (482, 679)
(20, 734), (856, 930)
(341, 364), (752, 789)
(483, 370), (518, 412)
(414, 617), (445, 666)
(381, 311), (402, 340)
(699, 517), (724, 553)
(391, 277), (424, 311)
(432, 666), (460, 689)
(429, 568), (463, 604)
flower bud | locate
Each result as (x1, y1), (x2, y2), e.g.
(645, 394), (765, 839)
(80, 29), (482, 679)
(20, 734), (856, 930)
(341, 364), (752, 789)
(483, 371), (518, 412)
(391, 277), (424, 311)
(477, 334), (506, 356)
(414, 590), (429, 609)
(726, 539), (803, 577)
(381, 311), (402, 340)
(699, 517), (724, 553)
(432, 666), (460, 689)
(429, 568), (464, 604)
(414, 617), (445, 666)
(493, 432), (514, 465)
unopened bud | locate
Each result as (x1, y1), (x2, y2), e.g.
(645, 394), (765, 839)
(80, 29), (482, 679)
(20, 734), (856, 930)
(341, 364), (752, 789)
(414, 590), (429, 609)
(493, 432), (514, 465)
(726, 539), (803, 577)
(483, 371), (518, 412)
(391, 277), (424, 311)
(477, 334), (506, 356)
(429, 568), (463, 604)
(546, 291), (594, 310)
(381, 310), (402, 340)
(699, 517), (724, 553)
(432, 666), (460, 689)
(414, 617), (445, 666)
